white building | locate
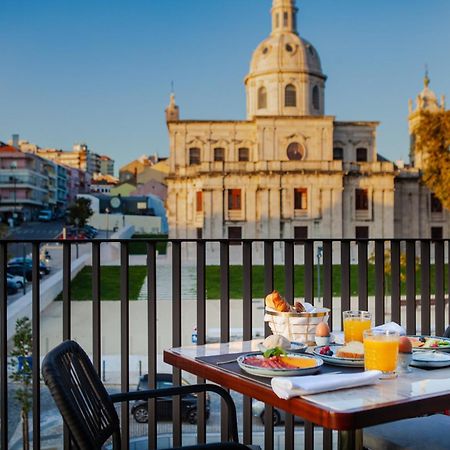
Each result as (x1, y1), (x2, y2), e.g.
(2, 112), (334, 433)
(166, 0), (449, 251)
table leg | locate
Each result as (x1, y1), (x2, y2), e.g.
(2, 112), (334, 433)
(338, 429), (363, 450)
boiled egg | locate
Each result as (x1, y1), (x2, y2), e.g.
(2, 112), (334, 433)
(315, 322), (330, 337)
(399, 336), (412, 354)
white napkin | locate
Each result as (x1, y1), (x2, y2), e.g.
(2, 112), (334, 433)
(271, 370), (381, 399)
(372, 321), (406, 336)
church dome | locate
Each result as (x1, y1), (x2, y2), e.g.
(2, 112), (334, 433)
(410, 72), (444, 114)
(245, 0), (327, 118)
(249, 33), (323, 78)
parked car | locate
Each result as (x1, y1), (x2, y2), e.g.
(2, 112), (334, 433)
(38, 209), (53, 222)
(83, 225), (98, 237)
(6, 278), (18, 295)
(7, 263), (34, 282)
(252, 400), (303, 426)
(7, 273), (26, 289)
(131, 373), (210, 424)
(8, 257), (50, 275)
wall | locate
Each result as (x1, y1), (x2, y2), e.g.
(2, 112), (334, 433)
(7, 254), (89, 340)
(88, 213), (161, 234)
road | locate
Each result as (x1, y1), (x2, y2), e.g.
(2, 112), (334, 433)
(7, 384), (295, 449)
(5, 220), (64, 258)
(3, 220), (64, 303)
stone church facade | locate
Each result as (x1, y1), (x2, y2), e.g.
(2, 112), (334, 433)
(166, 0), (449, 248)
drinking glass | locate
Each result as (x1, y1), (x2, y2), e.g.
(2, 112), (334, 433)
(343, 310), (372, 343)
(363, 328), (400, 379)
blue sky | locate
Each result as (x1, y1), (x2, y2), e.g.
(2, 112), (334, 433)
(1, 0), (449, 172)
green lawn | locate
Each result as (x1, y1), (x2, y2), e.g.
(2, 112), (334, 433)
(128, 234), (168, 255)
(56, 266), (147, 301)
(205, 264), (449, 299)
(60, 264), (448, 301)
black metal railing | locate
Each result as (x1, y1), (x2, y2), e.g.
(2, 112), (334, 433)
(0, 238), (449, 450)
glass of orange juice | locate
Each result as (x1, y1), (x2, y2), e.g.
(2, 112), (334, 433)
(363, 329), (400, 379)
(343, 310), (371, 343)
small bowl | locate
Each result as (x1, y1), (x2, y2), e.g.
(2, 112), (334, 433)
(397, 352), (413, 373)
(315, 335), (331, 346)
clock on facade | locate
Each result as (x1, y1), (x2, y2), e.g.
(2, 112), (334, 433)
(110, 197), (121, 209)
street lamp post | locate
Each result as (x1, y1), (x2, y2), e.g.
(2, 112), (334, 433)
(316, 246), (323, 302)
(105, 208), (110, 239)
(74, 217), (79, 259)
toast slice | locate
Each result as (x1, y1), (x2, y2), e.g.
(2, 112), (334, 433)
(336, 341), (364, 359)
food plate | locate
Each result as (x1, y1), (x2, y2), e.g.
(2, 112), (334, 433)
(313, 345), (364, 367)
(237, 353), (322, 378)
(410, 351), (450, 368)
(408, 336), (450, 352)
(258, 341), (308, 354)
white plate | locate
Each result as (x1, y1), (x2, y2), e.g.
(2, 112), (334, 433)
(410, 351), (450, 368)
(313, 345), (364, 367)
(408, 336), (450, 352)
(258, 341), (308, 354)
(237, 353), (322, 378)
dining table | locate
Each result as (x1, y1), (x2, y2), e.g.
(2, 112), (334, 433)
(164, 339), (450, 450)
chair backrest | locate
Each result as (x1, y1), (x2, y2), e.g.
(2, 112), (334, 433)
(42, 340), (121, 450)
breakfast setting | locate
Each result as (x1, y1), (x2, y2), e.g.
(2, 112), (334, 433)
(225, 290), (450, 400)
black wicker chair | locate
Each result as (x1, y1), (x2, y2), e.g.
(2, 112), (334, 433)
(42, 340), (255, 450)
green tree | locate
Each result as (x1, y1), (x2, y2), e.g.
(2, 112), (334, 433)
(415, 110), (450, 209)
(67, 197), (93, 228)
(9, 317), (33, 450)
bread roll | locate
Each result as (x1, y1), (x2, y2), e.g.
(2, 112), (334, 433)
(265, 290), (291, 312)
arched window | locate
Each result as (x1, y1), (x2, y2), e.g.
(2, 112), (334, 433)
(312, 86), (320, 110)
(285, 84), (296, 107)
(258, 86), (267, 109)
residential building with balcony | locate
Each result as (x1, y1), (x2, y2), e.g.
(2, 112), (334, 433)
(0, 143), (51, 221)
(100, 154), (115, 176)
(166, 0), (449, 246)
(42, 160), (57, 209)
(23, 143), (101, 175)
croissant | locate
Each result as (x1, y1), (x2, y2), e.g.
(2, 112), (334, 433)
(265, 290), (291, 312)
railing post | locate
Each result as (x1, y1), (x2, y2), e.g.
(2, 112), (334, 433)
(196, 240), (207, 445)
(32, 243), (41, 450)
(120, 242), (130, 450)
(171, 241), (182, 447)
(92, 241), (101, 374)
(263, 240), (275, 450)
(147, 241), (158, 450)
(62, 241), (71, 450)
(435, 240), (445, 336)
(406, 240), (416, 334)
(420, 241), (431, 336)
(0, 242), (8, 450)
(357, 240), (368, 311)
(374, 240), (385, 326)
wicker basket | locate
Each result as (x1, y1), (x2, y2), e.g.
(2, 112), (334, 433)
(264, 308), (330, 344)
